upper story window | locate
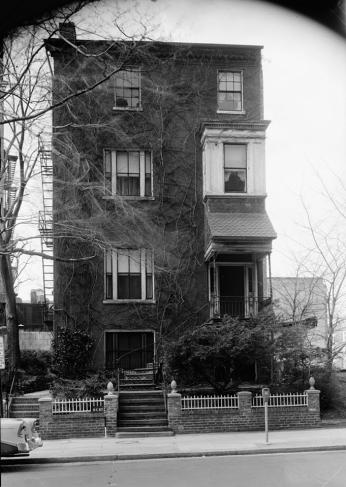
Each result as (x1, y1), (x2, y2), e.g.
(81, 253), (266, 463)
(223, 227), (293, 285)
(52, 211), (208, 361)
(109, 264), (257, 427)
(104, 150), (152, 197)
(114, 69), (141, 110)
(218, 71), (243, 112)
(224, 144), (247, 193)
(105, 248), (154, 302)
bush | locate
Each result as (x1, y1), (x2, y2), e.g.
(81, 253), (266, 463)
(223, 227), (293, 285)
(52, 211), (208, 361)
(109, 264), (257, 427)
(52, 326), (95, 379)
(16, 350), (54, 394)
(50, 370), (116, 399)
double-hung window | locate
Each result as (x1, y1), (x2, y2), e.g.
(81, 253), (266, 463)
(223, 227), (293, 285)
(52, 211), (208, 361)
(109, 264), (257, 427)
(114, 69), (141, 109)
(105, 249), (154, 301)
(218, 71), (243, 112)
(104, 150), (152, 197)
(224, 144), (247, 193)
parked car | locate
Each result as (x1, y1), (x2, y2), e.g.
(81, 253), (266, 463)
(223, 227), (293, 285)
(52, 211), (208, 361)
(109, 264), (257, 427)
(0, 418), (43, 457)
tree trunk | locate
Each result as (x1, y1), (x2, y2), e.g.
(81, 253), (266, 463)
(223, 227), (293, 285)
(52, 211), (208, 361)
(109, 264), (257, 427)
(0, 254), (20, 368)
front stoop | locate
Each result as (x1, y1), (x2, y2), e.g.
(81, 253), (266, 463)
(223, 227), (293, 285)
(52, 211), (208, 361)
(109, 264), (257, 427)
(116, 390), (173, 438)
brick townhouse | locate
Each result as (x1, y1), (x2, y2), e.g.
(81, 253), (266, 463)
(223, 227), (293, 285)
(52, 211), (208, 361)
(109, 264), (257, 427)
(45, 23), (276, 373)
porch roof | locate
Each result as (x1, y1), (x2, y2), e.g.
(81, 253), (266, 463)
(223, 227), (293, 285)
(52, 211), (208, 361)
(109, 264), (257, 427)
(206, 212), (277, 240)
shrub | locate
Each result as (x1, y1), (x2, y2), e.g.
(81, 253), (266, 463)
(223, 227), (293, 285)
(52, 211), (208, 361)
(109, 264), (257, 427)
(51, 326), (95, 379)
(16, 350), (54, 394)
(50, 370), (116, 398)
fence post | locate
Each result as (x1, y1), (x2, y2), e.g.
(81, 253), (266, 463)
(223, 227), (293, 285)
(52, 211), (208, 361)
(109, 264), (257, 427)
(38, 397), (53, 440)
(167, 381), (182, 433)
(104, 393), (118, 437)
(306, 388), (321, 413)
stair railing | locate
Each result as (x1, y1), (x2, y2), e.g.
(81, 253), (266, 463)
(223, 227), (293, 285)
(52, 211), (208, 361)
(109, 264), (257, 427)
(6, 367), (17, 417)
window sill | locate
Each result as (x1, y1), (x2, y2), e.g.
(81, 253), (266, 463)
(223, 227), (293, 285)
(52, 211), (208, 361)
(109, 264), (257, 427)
(103, 299), (156, 304)
(112, 106), (143, 112)
(217, 110), (246, 115)
(102, 196), (155, 201)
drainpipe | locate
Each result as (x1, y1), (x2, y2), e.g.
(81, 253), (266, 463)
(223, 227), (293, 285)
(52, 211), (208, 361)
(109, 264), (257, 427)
(268, 253), (273, 299)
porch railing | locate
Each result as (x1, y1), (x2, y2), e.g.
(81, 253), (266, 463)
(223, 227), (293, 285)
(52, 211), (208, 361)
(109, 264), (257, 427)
(210, 295), (272, 318)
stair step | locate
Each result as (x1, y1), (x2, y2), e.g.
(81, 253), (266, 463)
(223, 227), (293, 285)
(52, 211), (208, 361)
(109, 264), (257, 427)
(118, 418), (168, 426)
(116, 426), (171, 433)
(120, 405), (165, 412)
(118, 411), (167, 421)
(116, 430), (174, 438)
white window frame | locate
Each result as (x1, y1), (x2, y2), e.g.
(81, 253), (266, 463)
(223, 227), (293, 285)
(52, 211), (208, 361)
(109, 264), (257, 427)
(113, 68), (142, 111)
(104, 248), (155, 303)
(104, 149), (153, 198)
(217, 70), (245, 114)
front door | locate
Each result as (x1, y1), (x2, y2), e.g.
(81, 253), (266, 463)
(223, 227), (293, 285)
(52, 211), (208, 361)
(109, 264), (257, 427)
(219, 266), (245, 317)
(105, 331), (154, 370)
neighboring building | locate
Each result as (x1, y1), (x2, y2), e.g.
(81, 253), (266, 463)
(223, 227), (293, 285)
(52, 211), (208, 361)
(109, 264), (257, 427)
(46, 24), (276, 371)
(271, 277), (328, 349)
(30, 289), (45, 304)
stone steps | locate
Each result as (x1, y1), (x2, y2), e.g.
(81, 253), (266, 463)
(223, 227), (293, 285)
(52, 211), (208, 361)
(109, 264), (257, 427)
(10, 397), (39, 418)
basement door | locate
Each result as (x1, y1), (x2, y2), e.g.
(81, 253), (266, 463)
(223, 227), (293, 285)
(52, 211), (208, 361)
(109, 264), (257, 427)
(105, 331), (154, 370)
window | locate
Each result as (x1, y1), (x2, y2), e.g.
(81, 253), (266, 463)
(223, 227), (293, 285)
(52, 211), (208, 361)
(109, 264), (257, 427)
(104, 150), (152, 197)
(105, 249), (154, 301)
(114, 69), (141, 109)
(224, 144), (247, 193)
(218, 71), (243, 112)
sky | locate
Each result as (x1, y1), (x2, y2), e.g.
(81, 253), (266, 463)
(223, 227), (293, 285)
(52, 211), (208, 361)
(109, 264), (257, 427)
(16, 0), (346, 300)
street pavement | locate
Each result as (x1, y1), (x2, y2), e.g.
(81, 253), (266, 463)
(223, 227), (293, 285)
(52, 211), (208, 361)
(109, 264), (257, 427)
(3, 451), (346, 487)
(3, 427), (346, 464)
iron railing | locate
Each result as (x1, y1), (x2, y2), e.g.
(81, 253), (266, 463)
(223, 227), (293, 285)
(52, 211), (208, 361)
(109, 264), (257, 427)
(182, 394), (239, 410)
(210, 295), (272, 318)
(252, 393), (307, 408)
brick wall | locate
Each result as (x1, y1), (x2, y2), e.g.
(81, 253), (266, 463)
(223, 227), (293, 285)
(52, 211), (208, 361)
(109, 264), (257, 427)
(38, 394), (118, 440)
(168, 390), (321, 434)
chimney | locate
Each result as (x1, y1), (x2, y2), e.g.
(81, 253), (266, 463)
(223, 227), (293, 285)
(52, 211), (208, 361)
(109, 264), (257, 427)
(59, 22), (76, 43)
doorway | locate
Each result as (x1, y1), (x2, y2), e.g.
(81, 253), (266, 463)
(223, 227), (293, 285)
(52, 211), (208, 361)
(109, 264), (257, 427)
(105, 331), (154, 370)
(218, 266), (245, 316)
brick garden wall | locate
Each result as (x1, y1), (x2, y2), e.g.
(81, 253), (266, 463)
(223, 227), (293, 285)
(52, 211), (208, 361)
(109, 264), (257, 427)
(38, 395), (118, 440)
(168, 390), (321, 434)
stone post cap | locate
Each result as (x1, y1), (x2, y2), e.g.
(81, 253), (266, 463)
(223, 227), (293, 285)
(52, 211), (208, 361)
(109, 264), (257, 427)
(238, 390), (252, 396)
(167, 392), (181, 398)
(38, 396), (53, 402)
(104, 393), (118, 400)
(305, 388), (320, 394)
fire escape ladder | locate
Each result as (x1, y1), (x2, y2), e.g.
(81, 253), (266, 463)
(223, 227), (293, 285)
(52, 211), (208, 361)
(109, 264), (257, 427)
(38, 136), (54, 313)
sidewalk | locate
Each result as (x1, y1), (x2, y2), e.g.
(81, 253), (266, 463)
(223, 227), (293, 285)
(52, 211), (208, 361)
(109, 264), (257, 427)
(3, 427), (346, 464)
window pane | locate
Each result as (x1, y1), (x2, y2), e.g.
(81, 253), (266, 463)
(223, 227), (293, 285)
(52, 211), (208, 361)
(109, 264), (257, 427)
(129, 250), (141, 273)
(128, 177), (140, 196)
(118, 275), (129, 299)
(129, 152), (140, 173)
(145, 176), (151, 196)
(117, 152), (128, 173)
(224, 169), (246, 192)
(105, 251), (112, 272)
(224, 145), (247, 168)
(146, 252), (153, 273)
(118, 252), (129, 273)
(106, 274), (113, 300)
(146, 275), (153, 300)
(218, 71), (242, 111)
(129, 275), (141, 299)
(145, 152), (151, 173)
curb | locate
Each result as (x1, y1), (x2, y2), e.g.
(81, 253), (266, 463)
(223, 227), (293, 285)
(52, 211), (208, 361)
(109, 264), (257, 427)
(3, 444), (346, 465)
